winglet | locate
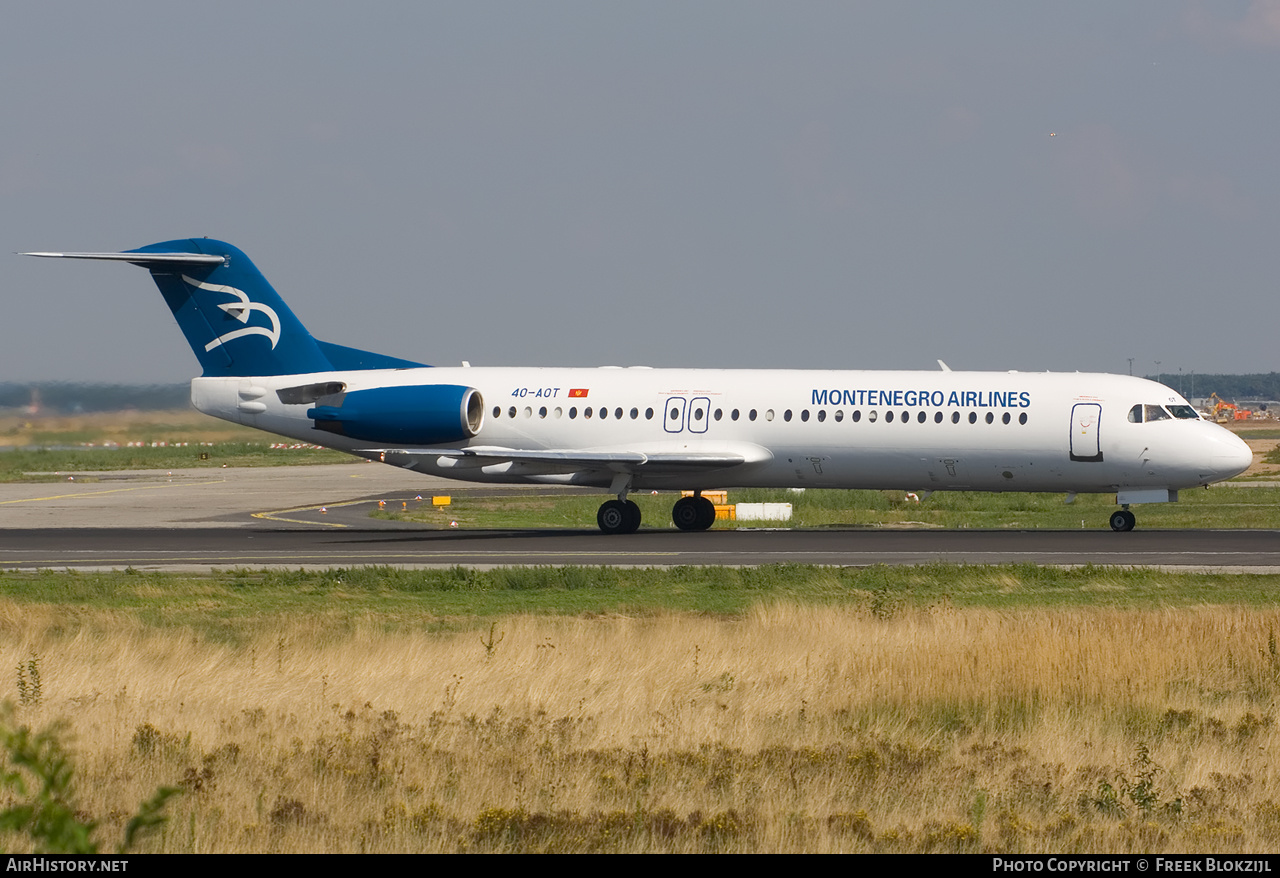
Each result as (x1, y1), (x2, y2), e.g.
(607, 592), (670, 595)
(937, 359), (952, 372)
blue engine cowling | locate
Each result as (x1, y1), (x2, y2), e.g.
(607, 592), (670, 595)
(308, 384), (483, 445)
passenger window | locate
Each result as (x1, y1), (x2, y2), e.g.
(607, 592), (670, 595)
(630, 407), (639, 419)
(585, 407), (593, 419)
(886, 411), (894, 423)
(1145, 405), (1171, 422)
(834, 410), (844, 422)
(731, 409), (740, 421)
(766, 409), (775, 421)
(817, 410), (826, 422)
(749, 409), (758, 421)
(614, 407), (623, 420)
(918, 411), (927, 424)
(801, 410), (810, 422)
(969, 412), (977, 424)
(985, 412), (994, 424)
(669, 407), (679, 421)
(902, 411), (909, 423)
(693, 407), (703, 421)
(524, 407), (533, 418)
(868, 410), (878, 422)
(554, 407), (563, 418)
(493, 406), (501, 418)
(714, 409), (722, 421)
(934, 411), (943, 423)
(645, 408), (654, 419)
(852, 410), (861, 422)
(783, 410), (792, 422)
(539, 406), (547, 418)
(1002, 412), (1010, 424)
(508, 406), (517, 418)
(1128, 404), (1143, 423)
(569, 407), (578, 419)
(1019, 412), (1027, 425)
(600, 407), (608, 419)
(952, 412), (959, 424)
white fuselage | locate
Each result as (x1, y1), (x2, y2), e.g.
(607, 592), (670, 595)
(191, 367), (1253, 499)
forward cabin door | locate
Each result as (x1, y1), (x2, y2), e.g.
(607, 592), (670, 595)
(1069, 403), (1103, 462)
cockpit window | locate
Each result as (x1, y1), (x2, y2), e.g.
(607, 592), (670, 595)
(1128, 404), (1143, 423)
(1144, 405), (1172, 422)
(1168, 405), (1199, 420)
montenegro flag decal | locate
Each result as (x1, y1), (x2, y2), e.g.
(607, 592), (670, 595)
(568, 388), (589, 398)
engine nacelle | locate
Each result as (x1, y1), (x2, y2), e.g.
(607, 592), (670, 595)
(308, 384), (483, 445)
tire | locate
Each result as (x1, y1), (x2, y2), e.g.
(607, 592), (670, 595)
(1109, 510), (1136, 532)
(622, 499), (642, 534)
(694, 496), (717, 530)
(673, 496), (716, 531)
(672, 496), (703, 531)
(598, 499), (629, 534)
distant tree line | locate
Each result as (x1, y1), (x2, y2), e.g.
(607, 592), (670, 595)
(0, 383), (190, 413)
(1146, 373), (1280, 403)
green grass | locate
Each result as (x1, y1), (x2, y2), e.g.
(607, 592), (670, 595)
(379, 485), (1280, 530)
(0, 443), (353, 481)
(6, 565), (1280, 644)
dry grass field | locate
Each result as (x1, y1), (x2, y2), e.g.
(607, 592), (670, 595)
(6, 596), (1280, 853)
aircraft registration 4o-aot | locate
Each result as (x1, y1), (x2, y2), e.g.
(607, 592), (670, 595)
(25, 239), (1253, 533)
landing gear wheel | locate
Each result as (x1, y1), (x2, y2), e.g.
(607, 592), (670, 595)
(598, 500), (628, 534)
(672, 496), (716, 531)
(598, 499), (643, 534)
(1109, 509), (1136, 532)
(623, 499), (641, 534)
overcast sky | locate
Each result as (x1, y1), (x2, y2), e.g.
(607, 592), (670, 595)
(4, 1), (1277, 382)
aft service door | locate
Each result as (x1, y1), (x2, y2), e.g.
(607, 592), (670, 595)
(1070, 403), (1103, 462)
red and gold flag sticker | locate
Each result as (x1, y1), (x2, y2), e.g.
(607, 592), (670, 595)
(568, 388), (589, 398)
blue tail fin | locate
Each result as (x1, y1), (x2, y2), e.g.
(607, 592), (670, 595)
(129, 238), (339, 377)
(28, 239), (426, 377)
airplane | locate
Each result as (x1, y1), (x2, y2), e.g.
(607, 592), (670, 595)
(24, 238), (1254, 533)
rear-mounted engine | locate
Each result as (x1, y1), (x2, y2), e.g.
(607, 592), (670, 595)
(308, 385), (483, 445)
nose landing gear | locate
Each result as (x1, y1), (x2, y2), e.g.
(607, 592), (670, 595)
(1109, 507), (1136, 532)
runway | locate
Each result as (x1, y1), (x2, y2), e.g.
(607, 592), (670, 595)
(1, 464), (1277, 570)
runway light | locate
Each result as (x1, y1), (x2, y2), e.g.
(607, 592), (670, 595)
(320, 507), (327, 514)
(450, 520), (458, 528)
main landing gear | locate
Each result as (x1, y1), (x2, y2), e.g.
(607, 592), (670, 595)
(1109, 507), (1136, 532)
(597, 498), (642, 535)
(672, 494), (716, 532)
(595, 491), (717, 534)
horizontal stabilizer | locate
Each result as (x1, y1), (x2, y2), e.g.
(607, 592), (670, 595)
(23, 251), (226, 265)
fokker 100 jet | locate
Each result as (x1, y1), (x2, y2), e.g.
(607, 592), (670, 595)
(25, 239), (1253, 533)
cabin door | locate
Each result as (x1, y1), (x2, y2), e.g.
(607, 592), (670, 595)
(1069, 403), (1104, 462)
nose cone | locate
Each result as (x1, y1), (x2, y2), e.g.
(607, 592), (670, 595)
(1208, 428), (1253, 481)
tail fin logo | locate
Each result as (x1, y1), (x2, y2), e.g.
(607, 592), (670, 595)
(182, 275), (282, 351)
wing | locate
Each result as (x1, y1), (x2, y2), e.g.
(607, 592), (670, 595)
(360, 444), (771, 476)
